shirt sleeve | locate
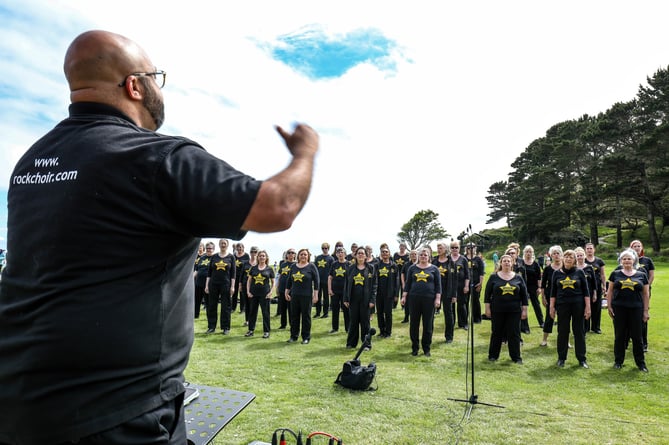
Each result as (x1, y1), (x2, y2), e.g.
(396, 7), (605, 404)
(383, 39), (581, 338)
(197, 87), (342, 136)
(153, 142), (262, 239)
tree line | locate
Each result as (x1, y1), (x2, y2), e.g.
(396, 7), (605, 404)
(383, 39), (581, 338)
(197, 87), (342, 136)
(486, 65), (669, 252)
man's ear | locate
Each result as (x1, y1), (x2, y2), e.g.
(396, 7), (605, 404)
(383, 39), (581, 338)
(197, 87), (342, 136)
(122, 75), (143, 100)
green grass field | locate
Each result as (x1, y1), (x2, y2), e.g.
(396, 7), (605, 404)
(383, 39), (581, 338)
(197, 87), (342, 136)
(185, 265), (669, 445)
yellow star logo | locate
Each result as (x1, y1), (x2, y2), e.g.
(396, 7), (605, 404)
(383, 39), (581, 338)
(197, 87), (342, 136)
(396, 258), (405, 266)
(379, 266), (389, 277)
(215, 260), (228, 271)
(253, 273), (266, 285)
(353, 272), (365, 286)
(560, 276), (577, 289)
(438, 265), (447, 276)
(292, 271), (305, 282)
(236, 259), (242, 267)
(620, 277), (637, 291)
(317, 259), (327, 268)
(415, 270), (430, 282)
(202, 258), (210, 267)
(281, 266), (290, 275)
(334, 266), (346, 277)
(500, 282), (516, 295)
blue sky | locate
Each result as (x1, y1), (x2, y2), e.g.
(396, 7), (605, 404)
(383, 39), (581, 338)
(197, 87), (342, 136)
(2, 0), (669, 257)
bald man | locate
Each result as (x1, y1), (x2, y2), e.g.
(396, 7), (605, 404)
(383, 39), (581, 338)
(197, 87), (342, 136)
(0, 30), (318, 445)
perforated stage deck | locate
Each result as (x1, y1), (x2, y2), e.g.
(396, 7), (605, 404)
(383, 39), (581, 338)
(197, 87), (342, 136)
(184, 384), (255, 445)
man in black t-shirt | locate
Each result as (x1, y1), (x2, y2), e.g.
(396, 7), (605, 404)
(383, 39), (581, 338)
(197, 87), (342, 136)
(314, 242), (334, 318)
(0, 30), (318, 445)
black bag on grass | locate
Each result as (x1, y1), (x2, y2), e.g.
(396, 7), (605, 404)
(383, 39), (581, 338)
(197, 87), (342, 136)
(335, 359), (376, 391)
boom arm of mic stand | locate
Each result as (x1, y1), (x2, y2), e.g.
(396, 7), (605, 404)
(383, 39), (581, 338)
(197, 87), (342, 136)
(352, 333), (372, 361)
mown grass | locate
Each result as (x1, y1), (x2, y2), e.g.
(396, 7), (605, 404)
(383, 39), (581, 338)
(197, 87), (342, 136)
(185, 265), (669, 444)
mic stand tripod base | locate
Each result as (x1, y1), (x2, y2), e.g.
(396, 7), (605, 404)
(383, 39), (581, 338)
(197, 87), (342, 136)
(447, 394), (505, 409)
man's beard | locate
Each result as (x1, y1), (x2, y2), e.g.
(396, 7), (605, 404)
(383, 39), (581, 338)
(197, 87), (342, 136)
(140, 77), (165, 130)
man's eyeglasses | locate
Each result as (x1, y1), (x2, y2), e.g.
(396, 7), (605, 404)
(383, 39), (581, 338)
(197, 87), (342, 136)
(118, 70), (167, 89)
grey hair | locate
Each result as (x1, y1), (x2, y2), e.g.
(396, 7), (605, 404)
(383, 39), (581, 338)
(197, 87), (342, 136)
(618, 248), (639, 268)
(548, 245), (563, 256)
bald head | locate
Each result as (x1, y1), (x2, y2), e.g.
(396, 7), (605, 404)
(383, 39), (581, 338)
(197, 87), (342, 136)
(63, 30), (163, 130)
(65, 30), (150, 93)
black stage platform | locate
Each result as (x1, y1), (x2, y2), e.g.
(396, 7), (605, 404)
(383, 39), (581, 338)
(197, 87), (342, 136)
(184, 383), (255, 445)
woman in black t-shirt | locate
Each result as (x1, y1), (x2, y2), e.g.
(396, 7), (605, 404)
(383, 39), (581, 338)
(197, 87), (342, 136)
(484, 254), (528, 363)
(285, 249), (319, 344)
(402, 247), (441, 357)
(606, 249), (649, 372)
(518, 245), (543, 334)
(246, 250), (275, 338)
(344, 247), (377, 349)
(630, 240), (655, 352)
(550, 250), (591, 368)
(328, 247), (350, 333)
(540, 245), (563, 346)
(275, 249), (296, 329)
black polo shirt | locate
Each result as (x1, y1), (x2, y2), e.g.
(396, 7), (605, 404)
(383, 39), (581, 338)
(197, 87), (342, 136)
(0, 102), (261, 444)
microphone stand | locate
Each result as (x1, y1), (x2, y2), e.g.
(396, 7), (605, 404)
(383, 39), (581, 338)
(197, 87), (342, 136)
(353, 328), (375, 361)
(448, 225), (504, 413)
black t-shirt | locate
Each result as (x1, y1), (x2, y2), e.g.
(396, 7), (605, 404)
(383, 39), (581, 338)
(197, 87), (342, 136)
(585, 256), (605, 294)
(404, 264), (442, 299)
(519, 260), (542, 292)
(484, 273), (529, 312)
(608, 269), (648, 309)
(208, 252), (236, 286)
(234, 253), (250, 280)
(248, 264), (276, 296)
(394, 252), (410, 275)
(315, 254), (335, 282)
(277, 260), (295, 294)
(194, 254), (213, 287)
(551, 267), (590, 305)
(0, 102), (261, 444)
(286, 263), (320, 296)
(432, 257), (449, 295)
(329, 261), (349, 294)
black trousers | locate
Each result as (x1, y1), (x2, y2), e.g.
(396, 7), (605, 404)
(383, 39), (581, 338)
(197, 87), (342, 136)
(521, 288), (543, 333)
(207, 283), (231, 330)
(489, 311), (522, 361)
(315, 282), (329, 316)
(376, 291), (394, 336)
(248, 294), (271, 333)
(410, 296), (435, 353)
(347, 296), (370, 348)
(443, 299), (455, 341)
(456, 295), (469, 328)
(232, 276), (248, 314)
(471, 288), (482, 323)
(587, 294), (602, 332)
(330, 292), (349, 332)
(614, 305), (645, 367)
(542, 298), (555, 334)
(289, 294), (313, 340)
(277, 290), (289, 328)
(194, 284), (206, 318)
(52, 393), (185, 445)
(556, 302), (586, 362)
